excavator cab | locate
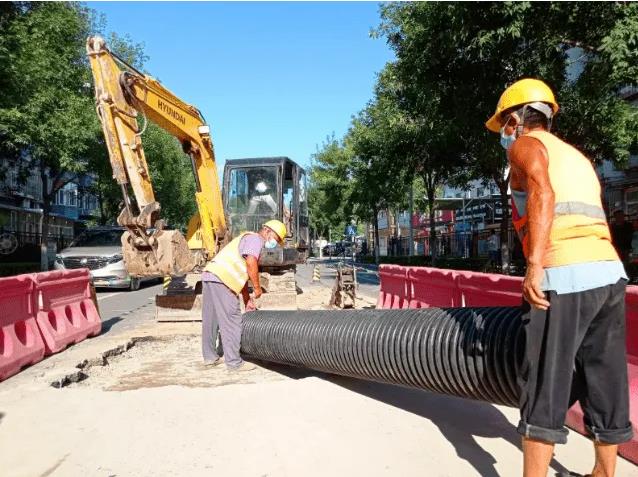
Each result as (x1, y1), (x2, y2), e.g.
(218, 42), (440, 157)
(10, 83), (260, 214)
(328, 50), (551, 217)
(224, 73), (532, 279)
(223, 157), (309, 267)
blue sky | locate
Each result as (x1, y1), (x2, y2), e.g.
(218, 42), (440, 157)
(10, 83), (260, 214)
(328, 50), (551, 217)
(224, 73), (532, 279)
(92, 1), (394, 172)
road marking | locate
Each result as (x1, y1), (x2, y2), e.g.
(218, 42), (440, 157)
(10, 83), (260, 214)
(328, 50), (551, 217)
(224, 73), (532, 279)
(97, 292), (118, 301)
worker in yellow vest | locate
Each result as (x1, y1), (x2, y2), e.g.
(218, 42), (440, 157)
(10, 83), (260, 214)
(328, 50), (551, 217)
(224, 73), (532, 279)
(201, 220), (286, 371)
(486, 79), (632, 477)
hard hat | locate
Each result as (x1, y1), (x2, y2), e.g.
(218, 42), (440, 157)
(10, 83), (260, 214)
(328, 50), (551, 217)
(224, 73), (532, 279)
(485, 78), (559, 132)
(264, 220), (287, 243)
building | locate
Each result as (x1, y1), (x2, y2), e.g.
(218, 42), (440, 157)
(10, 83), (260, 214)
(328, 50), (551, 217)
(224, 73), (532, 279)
(0, 156), (99, 255)
(597, 86), (638, 220)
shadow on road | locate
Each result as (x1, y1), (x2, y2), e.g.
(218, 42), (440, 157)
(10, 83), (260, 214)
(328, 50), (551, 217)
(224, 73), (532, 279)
(0, 412), (4, 425)
(100, 316), (123, 333)
(247, 358), (574, 476)
(328, 377), (571, 477)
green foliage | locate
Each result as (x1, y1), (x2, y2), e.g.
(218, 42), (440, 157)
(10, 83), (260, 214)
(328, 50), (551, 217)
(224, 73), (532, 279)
(0, 2), (199, 237)
(308, 135), (353, 239)
(0, 2), (95, 172)
(378, 1), (638, 175)
(142, 123), (197, 230)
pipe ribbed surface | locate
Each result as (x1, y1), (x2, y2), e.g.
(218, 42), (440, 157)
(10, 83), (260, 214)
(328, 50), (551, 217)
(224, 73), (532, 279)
(241, 308), (523, 407)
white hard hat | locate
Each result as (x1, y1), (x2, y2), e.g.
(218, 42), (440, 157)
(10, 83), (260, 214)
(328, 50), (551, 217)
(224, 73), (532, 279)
(255, 181), (268, 193)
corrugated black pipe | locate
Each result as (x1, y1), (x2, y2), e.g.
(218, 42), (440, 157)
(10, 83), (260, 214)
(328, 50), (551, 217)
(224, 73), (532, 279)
(241, 308), (523, 407)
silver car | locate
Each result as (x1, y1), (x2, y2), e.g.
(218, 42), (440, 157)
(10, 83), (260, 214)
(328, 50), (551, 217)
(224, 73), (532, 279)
(54, 227), (156, 290)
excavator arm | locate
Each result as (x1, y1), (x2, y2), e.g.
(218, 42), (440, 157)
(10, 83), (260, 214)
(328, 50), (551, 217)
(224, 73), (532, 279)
(86, 36), (227, 277)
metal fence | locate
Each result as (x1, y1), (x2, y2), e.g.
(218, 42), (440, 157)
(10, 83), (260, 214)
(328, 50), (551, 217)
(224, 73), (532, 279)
(369, 227), (522, 260)
(0, 229), (73, 262)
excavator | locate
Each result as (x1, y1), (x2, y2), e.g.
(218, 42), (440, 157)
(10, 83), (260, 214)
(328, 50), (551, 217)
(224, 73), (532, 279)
(86, 36), (308, 313)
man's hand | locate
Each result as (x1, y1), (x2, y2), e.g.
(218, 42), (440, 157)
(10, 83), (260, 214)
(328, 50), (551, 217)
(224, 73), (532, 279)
(523, 263), (550, 310)
(245, 298), (257, 312)
(252, 287), (263, 300)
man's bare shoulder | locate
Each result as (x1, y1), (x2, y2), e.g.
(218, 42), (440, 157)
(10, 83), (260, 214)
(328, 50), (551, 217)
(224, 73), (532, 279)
(509, 135), (549, 174)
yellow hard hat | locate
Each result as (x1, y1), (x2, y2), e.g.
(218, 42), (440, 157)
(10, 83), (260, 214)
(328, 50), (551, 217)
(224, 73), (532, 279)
(485, 78), (559, 132)
(264, 220), (287, 243)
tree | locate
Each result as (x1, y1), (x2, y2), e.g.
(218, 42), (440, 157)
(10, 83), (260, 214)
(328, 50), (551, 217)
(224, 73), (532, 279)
(308, 135), (354, 242)
(0, 3), (199, 272)
(348, 73), (414, 264)
(0, 2), (98, 269)
(378, 2), (638, 266)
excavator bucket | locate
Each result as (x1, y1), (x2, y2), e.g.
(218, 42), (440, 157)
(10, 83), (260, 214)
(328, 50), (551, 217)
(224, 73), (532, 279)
(122, 229), (195, 277)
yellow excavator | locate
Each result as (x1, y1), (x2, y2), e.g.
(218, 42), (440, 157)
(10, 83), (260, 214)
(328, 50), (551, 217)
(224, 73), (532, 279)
(86, 36), (308, 313)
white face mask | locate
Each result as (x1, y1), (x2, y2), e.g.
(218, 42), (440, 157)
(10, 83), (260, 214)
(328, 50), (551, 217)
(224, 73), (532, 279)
(500, 126), (517, 150)
(265, 238), (278, 249)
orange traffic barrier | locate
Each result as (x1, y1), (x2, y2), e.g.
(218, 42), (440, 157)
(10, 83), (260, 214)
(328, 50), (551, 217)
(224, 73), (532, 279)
(34, 269), (101, 355)
(376, 265), (410, 309)
(408, 267), (460, 308)
(0, 274), (45, 381)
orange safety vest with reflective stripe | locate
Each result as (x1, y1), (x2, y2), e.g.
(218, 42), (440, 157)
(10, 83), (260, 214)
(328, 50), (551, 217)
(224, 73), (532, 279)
(511, 130), (618, 268)
(203, 232), (253, 294)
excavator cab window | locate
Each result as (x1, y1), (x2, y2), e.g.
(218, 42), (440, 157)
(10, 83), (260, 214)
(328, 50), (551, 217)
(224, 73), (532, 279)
(227, 166), (280, 237)
(297, 169), (309, 247)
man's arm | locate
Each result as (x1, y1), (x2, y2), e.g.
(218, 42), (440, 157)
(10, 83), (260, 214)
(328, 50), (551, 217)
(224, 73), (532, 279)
(509, 136), (554, 310)
(245, 255), (262, 299)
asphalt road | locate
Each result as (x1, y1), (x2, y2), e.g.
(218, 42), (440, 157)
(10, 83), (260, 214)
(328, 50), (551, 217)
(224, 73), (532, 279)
(93, 260), (381, 338)
(305, 257), (380, 302)
(95, 280), (163, 336)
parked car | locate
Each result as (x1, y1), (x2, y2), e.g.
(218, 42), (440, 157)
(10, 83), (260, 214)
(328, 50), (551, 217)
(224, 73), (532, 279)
(54, 226), (158, 290)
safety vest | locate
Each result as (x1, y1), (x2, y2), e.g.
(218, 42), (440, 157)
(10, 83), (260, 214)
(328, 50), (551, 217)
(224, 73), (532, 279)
(203, 232), (253, 294)
(511, 130), (618, 268)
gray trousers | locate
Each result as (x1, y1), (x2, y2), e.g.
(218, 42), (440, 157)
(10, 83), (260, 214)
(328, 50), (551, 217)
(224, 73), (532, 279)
(201, 281), (244, 368)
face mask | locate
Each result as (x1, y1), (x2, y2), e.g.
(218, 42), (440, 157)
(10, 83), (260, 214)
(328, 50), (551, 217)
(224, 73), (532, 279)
(265, 238), (278, 249)
(500, 126), (517, 150)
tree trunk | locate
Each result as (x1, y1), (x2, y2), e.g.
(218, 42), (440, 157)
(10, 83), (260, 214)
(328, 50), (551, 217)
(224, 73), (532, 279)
(408, 178), (414, 256)
(495, 175), (510, 273)
(428, 195), (436, 267)
(97, 183), (106, 225)
(39, 163), (50, 271)
(373, 207), (380, 265)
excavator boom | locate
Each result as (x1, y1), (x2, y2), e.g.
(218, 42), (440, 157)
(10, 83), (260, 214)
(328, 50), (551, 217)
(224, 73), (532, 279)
(86, 36), (227, 277)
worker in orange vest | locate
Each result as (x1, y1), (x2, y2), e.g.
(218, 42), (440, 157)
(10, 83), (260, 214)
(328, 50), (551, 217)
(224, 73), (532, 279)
(486, 79), (632, 477)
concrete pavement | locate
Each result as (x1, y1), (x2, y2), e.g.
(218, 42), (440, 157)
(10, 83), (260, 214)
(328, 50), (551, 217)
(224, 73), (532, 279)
(0, 264), (635, 476)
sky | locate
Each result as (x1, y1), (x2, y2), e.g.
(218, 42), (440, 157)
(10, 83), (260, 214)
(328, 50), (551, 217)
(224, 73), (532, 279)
(91, 1), (395, 172)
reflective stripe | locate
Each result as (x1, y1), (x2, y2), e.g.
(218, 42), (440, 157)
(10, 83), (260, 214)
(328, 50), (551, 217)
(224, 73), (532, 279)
(554, 201), (606, 220)
(516, 201), (605, 241)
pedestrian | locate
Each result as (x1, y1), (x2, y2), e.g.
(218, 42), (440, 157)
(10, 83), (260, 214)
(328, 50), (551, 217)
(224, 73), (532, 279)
(610, 209), (634, 266)
(487, 229), (500, 267)
(200, 220), (287, 371)
(486, 78), (633, 477)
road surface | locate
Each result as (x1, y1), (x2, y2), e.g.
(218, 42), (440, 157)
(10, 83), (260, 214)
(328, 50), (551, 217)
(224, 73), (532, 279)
(0, 264), (635, 476)
(95, 280), (163, 335)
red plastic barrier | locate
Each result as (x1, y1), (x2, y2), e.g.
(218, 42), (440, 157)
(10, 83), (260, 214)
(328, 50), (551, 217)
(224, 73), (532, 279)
(624, 286), (638, 362)
(565, 363), (638, 465)
(456, 271), (523, 307)
(376, 265), (410, 309)
(408, 267), (460, 308)
(34, 269), (101, 355)
(0, 274), (45, 381)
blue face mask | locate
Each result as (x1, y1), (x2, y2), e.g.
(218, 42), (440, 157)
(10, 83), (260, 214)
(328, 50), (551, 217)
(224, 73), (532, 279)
(265, 238), (278, 249)
(500, 126), (517, 150)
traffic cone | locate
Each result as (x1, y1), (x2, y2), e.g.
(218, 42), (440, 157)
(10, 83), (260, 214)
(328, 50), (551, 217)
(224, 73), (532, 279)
(312, 265), (321, 281)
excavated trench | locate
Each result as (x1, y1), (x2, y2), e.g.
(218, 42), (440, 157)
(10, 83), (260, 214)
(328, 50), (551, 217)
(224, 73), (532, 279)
(51, 335), (289, 391)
